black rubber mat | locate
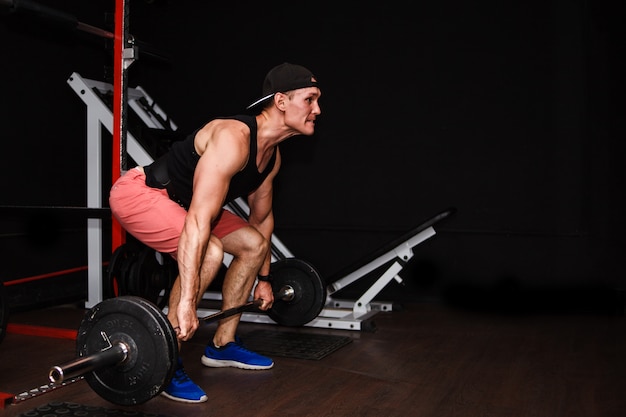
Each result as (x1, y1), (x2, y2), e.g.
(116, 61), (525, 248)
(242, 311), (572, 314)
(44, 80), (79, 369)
(18, 401), (176, 417)
(242, 330), (352, 360)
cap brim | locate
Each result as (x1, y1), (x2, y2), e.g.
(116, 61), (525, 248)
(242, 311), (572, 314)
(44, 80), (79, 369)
(246, 93), (275, 110)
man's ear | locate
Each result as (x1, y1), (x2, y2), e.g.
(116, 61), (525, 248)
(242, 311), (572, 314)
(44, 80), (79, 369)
(274, 92), (287, 111)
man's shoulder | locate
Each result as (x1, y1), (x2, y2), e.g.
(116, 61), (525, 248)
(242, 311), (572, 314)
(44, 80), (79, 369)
(210, 117), (251, 136)
(197, 119), (251, 155)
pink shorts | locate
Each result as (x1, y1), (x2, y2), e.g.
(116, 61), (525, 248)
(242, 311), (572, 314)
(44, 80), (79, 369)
(109, 167), (248, 256)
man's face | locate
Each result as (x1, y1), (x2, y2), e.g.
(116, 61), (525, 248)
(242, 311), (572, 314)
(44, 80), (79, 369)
(283, 87), (321, 136)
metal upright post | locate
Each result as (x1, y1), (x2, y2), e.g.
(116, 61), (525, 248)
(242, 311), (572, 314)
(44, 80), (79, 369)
(111, 0), (135, 252)
(85, 85), (105, 308)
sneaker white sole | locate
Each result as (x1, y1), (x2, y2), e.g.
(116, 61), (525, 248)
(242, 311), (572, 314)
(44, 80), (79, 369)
(161, 391), (208, 403)
(201, 355), (274, 370)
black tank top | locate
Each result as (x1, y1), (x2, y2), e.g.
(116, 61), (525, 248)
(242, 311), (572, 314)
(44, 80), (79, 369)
(149, 115), (276, 210)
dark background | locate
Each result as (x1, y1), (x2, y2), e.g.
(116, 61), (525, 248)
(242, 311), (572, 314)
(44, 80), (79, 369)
(1, 0), (623, 312)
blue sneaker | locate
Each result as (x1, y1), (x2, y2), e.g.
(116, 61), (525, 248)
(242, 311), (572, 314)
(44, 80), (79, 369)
(201, 336), (274, 370)
(161, 358), (208, 403)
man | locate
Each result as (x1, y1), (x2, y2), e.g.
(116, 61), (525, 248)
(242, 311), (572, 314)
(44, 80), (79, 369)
(109, 62), (321, 403)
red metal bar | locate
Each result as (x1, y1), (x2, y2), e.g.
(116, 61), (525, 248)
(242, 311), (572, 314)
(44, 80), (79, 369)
(1, 392), (14, 409)
(6, 324), (77, 340)
(3, 266), (90, 286)
(111, 0), (127, 251)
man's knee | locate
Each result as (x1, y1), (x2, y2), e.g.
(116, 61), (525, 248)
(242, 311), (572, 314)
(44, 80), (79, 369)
(244, 228), (270, 259)
(208, 235), (225, 262)
(256, 234), (270, 259)
(226, 226), (270, 260)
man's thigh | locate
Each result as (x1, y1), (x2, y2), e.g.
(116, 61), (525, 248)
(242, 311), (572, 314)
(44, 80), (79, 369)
(110, 168), (186, 255)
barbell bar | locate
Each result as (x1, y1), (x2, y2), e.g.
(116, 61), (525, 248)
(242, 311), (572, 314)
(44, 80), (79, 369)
(49, 336), (128, 385)
(197, 284), (294, 325)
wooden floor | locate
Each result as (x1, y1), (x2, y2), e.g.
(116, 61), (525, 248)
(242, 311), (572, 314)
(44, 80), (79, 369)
(1, 300), (625, 417)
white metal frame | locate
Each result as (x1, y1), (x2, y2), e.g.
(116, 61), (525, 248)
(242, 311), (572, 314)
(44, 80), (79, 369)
(68, 72), (150, 308)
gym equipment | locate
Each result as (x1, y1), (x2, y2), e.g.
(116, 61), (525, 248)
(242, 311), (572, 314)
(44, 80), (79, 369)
(198, 258), (326, 327)
(68, 72), (170, 308)
(127, 245), (176, 309)
(193, 272), (316, 326)
(104, 241), (142, 300)
(56, 296), (178, 405)
(267, 258), (326, 326)
(10, 266), (325, 406)
(105, 241), (176, 309)
(321, 208), (456, 329)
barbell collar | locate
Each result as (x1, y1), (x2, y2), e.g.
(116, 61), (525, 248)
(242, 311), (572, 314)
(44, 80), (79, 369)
(49, 342), (128, 384)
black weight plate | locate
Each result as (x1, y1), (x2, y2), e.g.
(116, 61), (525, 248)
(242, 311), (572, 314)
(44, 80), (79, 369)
(127, 245), (152, 297)
(104, 244), (125, 298)
(105, 243), (141, 299)
(267, 258), (326, 327)
(76, 296), (178, 405)
(128, 246), (174, 309)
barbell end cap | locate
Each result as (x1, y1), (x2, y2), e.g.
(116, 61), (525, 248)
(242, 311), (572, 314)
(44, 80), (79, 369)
(49, 366), (64, 384)
(277, 285), (295, 302)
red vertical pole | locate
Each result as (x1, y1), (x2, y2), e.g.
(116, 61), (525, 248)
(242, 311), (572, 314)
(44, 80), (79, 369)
(111, 0), (128, 251)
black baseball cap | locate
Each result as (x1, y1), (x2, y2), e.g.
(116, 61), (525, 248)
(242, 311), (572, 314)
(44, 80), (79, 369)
(247, 62), (318, 110)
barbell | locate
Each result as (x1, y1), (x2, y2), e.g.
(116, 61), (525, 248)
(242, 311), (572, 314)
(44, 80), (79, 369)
(45, 258), (326, 405)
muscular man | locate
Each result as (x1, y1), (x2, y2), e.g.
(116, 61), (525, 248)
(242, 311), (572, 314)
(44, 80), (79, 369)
(109, 62), (321, 403)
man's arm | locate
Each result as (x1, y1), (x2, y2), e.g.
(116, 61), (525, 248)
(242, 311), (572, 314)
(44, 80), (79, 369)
(175, 122), (249, 339)
(247, 149), (281, 309)
(247, 148), (282, 275)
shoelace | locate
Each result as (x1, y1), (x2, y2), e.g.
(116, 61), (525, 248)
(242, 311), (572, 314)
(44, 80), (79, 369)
(231, 339), (254, 353)
(171, 366), (192, 384)
(234, 336), (249, 348)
